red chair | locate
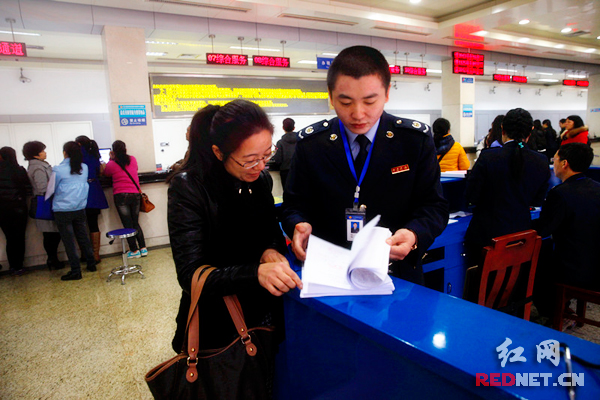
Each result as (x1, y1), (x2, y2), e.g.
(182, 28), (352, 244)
(553, 284), (600, 331)
(477, 230), (542, 321)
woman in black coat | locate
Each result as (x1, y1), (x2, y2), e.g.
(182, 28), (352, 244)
(167, 100), (302, 396)
(0, 147), (31, 275)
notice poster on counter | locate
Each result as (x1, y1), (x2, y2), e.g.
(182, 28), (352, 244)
(149, 75), (329, 117)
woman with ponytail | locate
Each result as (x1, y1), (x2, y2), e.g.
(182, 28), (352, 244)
(463, 108), (550, 298)
(104, 140), (147, 258)
(52, 141), (96, 280)
(167, 100), (301, 396)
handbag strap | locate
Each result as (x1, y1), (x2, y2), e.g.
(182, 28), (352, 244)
(223, 295), (257, 357)
(116, 162), (142, 194)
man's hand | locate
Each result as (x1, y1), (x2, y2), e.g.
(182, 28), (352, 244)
(291, 222), (312, 261)
(386, 228), (417, 261)
(258, 260), (303, 296)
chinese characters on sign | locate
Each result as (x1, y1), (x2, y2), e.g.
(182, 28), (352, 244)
(206, 53), (248, 66)
(0, 41), (27, 57)
(452, 51), (484, 75)
(403, 66), (427, 76)
(118, 105), (147, 127)
(389, 65), (401, 74)
(563, 79), (590, 87)
(252, 56), (290, 68)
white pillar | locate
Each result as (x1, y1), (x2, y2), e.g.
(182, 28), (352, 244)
(586, 74), (600, 139)
(102, 26), (156, 172)
(441, 60), (475, 147)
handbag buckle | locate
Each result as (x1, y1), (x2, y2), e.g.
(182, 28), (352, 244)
(186, 356), (197, 367)
(240, 334), (250, 345)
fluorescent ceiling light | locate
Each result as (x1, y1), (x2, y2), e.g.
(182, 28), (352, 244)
(498, 68), (517, 73)
(146, 52), (167, 56)
(536, 72), (553, 75)
(230, 46), (280, 52)
(519, 19), (530, 25)
(568, 74), (586, 78)
(554, 44), (565, 48)
(146, 40), (178, 45)
(584, 48), (596, 53)
(297, 60), (317, 64)
(561, 28), (572, 33)
(518, 38), (530, 42)
(322, 53), (338, 56)
(539, 79), (559, 82)
(475, 31), (488, 36)
(597, 36), (600, 39)
(0, 30), (41, 36)
(428, 69), (442, 73)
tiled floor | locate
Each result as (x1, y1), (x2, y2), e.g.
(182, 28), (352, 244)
(1, 246), (598, 399)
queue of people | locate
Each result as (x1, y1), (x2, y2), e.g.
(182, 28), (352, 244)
(0, 137), (148, 280)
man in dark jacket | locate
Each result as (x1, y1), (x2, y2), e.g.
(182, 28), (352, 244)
(268, 118), (297, 190)
(534, 143), (600, 317)
(280, 46), (448, 285)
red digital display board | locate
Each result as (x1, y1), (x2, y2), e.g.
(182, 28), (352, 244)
(389, 65), (400, 74)
(576, 80), (589, 87)
(563, 79), (577, 86)
(511, 75), (528, 83)
(493, 74), (511, 82)
(0, 41), (27, 57)
(252, 56), (290, 68)
(403, 66), (427, 76)
(452, 51), (484, 75)
(206, 53), (248, 66)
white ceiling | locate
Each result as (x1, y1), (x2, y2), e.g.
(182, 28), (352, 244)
(0, 0), (599, 83)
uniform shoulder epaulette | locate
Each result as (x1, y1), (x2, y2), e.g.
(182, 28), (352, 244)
(297, 119), (331, 140)
(393, 117), (431, 135)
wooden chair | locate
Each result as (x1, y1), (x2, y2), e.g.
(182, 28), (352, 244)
(477, 230), (542, 321)
(553, 284), (600, 331)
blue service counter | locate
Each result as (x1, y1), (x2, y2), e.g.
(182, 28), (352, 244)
(275, 276), (600, 399)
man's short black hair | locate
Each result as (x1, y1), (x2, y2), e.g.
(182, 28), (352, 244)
(557, 143), (594, 173)
(283, 118), (295, 132)
(327, 46), (391, 93)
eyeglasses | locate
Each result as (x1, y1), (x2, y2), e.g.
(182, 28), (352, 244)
(230, 148), (277, 169)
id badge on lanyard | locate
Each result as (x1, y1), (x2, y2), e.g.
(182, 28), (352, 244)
(340, 121), (374, 241)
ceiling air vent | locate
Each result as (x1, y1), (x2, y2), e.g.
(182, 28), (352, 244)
(26, 45), (44, 50)
(375, 26), (431, 36)
(146, 0), (250, 12)
(563, 30), (591, 37)
(501, 44), (537, 52)
(278, 13), (358, 26)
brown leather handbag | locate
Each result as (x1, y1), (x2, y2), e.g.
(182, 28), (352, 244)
(145, 266), (276, 400)
(118, 163), (155, 213)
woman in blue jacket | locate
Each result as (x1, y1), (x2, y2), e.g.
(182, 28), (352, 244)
(53, 141), (96, 281)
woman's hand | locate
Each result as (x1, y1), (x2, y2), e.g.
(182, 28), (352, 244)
(260, 248), (288, 264)
(258, 256), (303, 296)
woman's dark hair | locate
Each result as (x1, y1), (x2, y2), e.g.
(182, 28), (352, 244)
(486, 114), (504, 148)
(327, 45), (391, 93)
(502, 108), (534, 179)
(566, 115), (584, 129)
(533, 119), (543, 131)
(76, 135), (101, 159)
(432, 118), (451, 146)
(112, 140), (131, 168)
(283, 118), (295, 132)
(0, 147), (19, 167)
(542, 119), (553, 129)
(171, 99), (273, 181)
(63, 141), (83, 175)
(23, 141), (46, 161)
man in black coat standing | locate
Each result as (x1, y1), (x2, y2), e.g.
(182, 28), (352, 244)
(268, 118), (297, 191)
(280, 45), (448, 285)
(534, 143), (600, 316)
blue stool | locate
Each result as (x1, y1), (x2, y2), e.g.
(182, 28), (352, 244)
(106, 228), (145, 285)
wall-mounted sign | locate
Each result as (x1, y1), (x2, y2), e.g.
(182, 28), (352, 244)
(493, 74), (511, 82)
(150, 75), (329, 117)
(462, 104), (473, 118)
(119, 105), (147, 126)
(0, 41), (27, 57)
(389, 65), (401, 74)
(317, 57), (334, 70)
(252, 56), (290, 68)
(452, 51), (484, 75)
(563, 79), (590, 87)
(403, 66), (427, 76)
(462, 77), (474, 84)
(206, 53), (248, 66)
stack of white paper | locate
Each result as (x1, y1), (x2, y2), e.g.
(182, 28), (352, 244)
(300, 215), (395, 298)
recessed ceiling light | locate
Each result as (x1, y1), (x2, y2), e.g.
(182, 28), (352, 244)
(518, 38), (530, 42)
(519, 19), (530, 25)
(539, 78), (559, 82)
(561, 28), (572, 33)
(297, 60), (317, 64)
(146, 52), (167, 56)
(597, 36), (600, 39)
(230, 46), (280, 52)
(410, 0), (421, 3)
(554, 44), (565, 49)
(146, 40), (178, 45)
(0, 30), (41, 36)
(584, 48), (596, 53)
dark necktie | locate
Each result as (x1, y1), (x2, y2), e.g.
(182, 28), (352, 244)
(354, 135), (371, 176)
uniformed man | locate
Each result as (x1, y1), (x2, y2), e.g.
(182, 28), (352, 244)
(280, 45), (449, 284)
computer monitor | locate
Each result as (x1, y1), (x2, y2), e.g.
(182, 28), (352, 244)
(99, 148), (111, 165)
